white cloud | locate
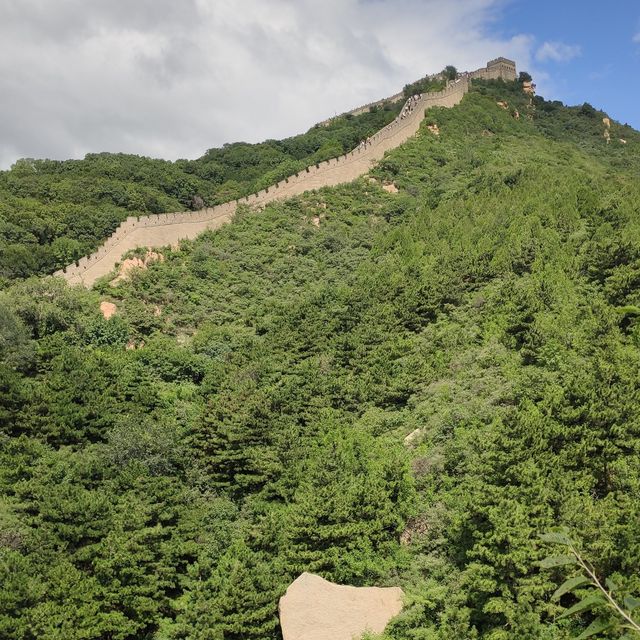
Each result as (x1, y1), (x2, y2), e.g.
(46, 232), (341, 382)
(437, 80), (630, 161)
(0, 0), (535, 168)
(536, 41), (582, 63)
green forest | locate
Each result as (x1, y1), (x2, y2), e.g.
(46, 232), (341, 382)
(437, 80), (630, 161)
(1, 76), (640, 639)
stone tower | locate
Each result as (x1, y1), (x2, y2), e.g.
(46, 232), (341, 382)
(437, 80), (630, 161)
(485, 57), (517, 81)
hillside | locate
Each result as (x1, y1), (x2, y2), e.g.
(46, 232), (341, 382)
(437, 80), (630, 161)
(1, 76), (640, 640)
(1, 75), (449, 286)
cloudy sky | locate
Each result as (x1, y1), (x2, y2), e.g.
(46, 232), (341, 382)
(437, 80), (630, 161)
(1, 0), (639, 168)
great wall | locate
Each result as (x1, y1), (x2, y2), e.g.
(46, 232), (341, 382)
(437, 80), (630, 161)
(55, 58), (516, 287)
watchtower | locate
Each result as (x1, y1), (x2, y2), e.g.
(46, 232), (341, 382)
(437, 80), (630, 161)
(486, 57), (517, 81)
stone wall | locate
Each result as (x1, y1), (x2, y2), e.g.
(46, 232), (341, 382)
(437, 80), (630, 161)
(55, 60), (513, 287)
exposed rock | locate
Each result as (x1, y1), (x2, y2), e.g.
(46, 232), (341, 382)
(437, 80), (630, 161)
(496, 100), (509, 110)
(382, 183), (399, 193)
(403, 428), (422, 446)
(603, 117), (612, 144)
(427, 123), (440, 136)
(312, 216), (321, 227)
(620, 138), (627, 144)
(279, 572), (403, 640)
(100, 301), (117, 319)
(522, 81), (535, 95)
(111, 250), (164, 285)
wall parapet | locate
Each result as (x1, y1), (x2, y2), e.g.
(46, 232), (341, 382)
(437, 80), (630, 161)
(56, 59), (514, 287)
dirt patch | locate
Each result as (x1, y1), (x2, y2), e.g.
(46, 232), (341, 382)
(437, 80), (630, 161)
(279, 573), (403, 640)
(100, 301), (117, 319)
(111, 250), (164, 285)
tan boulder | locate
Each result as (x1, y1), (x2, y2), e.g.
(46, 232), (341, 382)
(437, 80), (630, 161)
(279, 573), (403, 640)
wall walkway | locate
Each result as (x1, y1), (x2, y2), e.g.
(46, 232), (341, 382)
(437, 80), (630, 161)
(55, 65), (498, 287)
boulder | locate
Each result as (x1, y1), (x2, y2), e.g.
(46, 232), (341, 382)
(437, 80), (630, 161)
(279, 572), (403, 640)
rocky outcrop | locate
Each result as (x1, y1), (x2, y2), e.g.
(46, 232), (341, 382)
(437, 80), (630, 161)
(111, 249), (163, 284)
(279, 573), (403, 640)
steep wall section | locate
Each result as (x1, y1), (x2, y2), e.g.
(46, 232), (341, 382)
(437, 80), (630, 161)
(56, 60), (513, 287)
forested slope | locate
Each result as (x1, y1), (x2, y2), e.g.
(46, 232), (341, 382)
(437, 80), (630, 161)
(1, 79), (640, 639)
(0, 99), (413, 284)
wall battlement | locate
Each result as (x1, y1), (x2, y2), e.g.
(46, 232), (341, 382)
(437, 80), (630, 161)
(55, 59), (516, 287)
